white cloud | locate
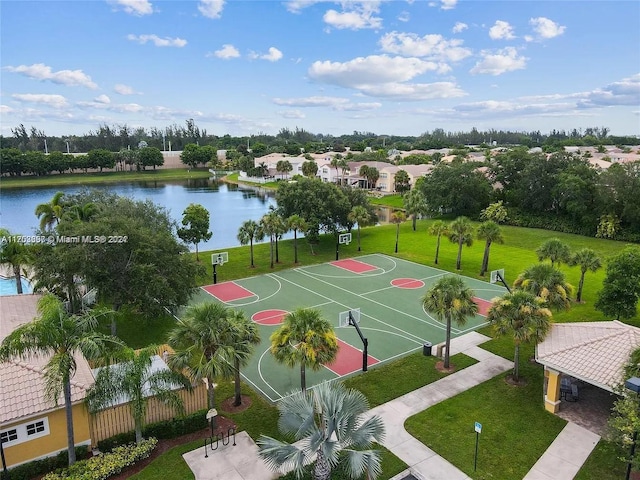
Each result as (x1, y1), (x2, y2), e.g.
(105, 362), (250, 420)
(210, 44), (240, 59)
(284, 0), (321, 14)
(248, 47), (283, 62)
(114, 84), (138, 95)
(452, 22), (468, 33)
(355, 82), (466, 101)
(77, 100), (144, 113)
(379, 31), (472, 63)
(0, 105), (14, 114)
(279, 110), (306, 119)
(5, 63), (97, 89)
(198, 0), (224, 19)
(127, 34), (187, 47)
(470, 47), (527, 75)
(273, 96), (382, 111)
(309, 55), (443, 87)
(528, 17), (566, 40)
(94, 94), (111, 104)
(489, 20), (515, 40)
(323, 2), (383, 30)
(398, 11), (410, 22)
(429, 0), (457, 10)
(109, 0), (153, 16)
(12, 93), (68, 108)
(577, 74), (640, 108)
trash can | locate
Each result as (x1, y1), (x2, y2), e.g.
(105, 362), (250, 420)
(423, 342), (432, 356)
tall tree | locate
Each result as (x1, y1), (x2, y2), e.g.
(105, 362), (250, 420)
(227, 310), (261, 406)
(260, 211), (279, 269)
(237, 220), (264, 268)
(287, 214), (307, 264)
(487, 291), (552, 383)
(270, 308), (338, 392)
(536, 238), (571, 267)
(422, 276), (478, 369)
(448, 216), (474, 270)
(403, 189), (428, 231)
(513, 264), (574, 311)
(596, 246), (640, 320)
(87, 345), (192, 444)
(35, 191), (65, 231)
(428, 220), (449, 265)
(0, 295), (122, 466)
(394, 169), (411, 193)
(568, 248), (602, 302)
(177, 203), (212, 261)
(167, 303), (237, 410)
(348, 205), (371, 252)
(258, 382), (385, 480)
(476, 221), (504, 277)
(391, 211), (406, 253)
(301, 160), (318, 178)
(0, 228), (32, 294)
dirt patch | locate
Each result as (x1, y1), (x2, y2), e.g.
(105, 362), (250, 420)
(220, 395), (253, 413)
(504, 374), (528, 387)
(435, 361), (457, 373)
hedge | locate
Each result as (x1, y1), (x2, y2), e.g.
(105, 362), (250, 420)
(0, 446), (89, 480)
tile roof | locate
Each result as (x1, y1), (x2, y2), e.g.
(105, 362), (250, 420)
(536, 321), (640, 392)
(1, 294), (95, 423)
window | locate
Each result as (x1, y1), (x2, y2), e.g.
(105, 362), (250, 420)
(27, 421), (46, 436)
(1, 430), (17, 444)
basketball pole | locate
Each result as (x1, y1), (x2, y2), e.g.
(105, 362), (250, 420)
(213, 264), (217, 284)
(335, 236), (340, 261)
(496, 271), (511, 293)
(349, 312), (368, 372)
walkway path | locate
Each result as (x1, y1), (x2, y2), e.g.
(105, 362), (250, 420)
(182, 332), (599, 480)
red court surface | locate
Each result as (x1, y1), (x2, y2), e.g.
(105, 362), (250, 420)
(331, 259), (378, 274)
(391, 278), (426, 289)
(325, 339), (379, 376)
(252, 309), (288, 325)
(473, 296), (493, 317)
(202, 282), (254, 302)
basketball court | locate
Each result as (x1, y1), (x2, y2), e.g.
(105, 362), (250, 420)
(190, 253), (507, 402)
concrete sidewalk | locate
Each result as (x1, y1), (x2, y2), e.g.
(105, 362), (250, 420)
(182, 332), (598, 480)
(523, 423), (600, 480)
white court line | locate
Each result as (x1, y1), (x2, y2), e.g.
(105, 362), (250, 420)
(224, 275), (284, 307)
(256, 348), (284, 401)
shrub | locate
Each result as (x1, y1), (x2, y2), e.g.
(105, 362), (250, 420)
(1, 446), (89, 480)
(42, 438), (157, 480)
(97, 409), (207, 452)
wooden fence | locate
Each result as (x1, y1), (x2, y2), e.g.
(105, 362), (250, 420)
(89, 344), (208, 444)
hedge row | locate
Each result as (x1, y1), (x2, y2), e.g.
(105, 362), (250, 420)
(0, 447), (89, 480)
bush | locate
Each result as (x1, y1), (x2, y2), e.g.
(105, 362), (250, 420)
(97, 409), (207, 452)
(42, 438), (157, 480)
(1, 446), (89, 480)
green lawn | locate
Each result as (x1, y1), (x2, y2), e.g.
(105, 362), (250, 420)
(0, 168), (211, 189)
(369, 194), (404, 208)
(115, 218), (637, 479)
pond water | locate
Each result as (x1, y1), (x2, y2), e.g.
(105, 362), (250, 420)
(0, 179), (279, 252)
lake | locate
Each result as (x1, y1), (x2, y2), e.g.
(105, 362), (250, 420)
(0, 179), (393, 252)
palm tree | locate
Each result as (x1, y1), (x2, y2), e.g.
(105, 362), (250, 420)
(403, 189), (428, 231)
(287, 214), (307, 264)
(347, 205), (371, 252)
(35, 191), (66, 231)
(87, 345), (192, 444)
(167, 303), (237, 410)
(359, 165), (370, 189)
(270, 308), (338, 393)
(422, 276), (478, 369)
(487, 290), (552, 382)
(260, 212), (279, 269)
(237, 220), (264, 268)
(448, 216), (474, 270)
(272, 213), (288, 264)
(513, 264), (574, 311)
(568, 248), (602, 302)
(228, 310), (261, 406)
(0, 294), (122, 466)
(391, 211), (406, 253)
(476, 221), (504, 277)
(258, 382), (385, 480)
(330, 154), (343, 184)
(536, 238), (571, 267)
(0, 228), (32, 294)
(428, 220), (449, 265)
(66, 201), (98, 223)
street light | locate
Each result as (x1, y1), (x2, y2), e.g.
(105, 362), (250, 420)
(625, 376), (640, 480)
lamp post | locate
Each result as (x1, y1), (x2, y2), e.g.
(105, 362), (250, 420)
(625, 376), (640, 480)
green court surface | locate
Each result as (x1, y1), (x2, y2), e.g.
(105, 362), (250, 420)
(190, 254), (507, 402)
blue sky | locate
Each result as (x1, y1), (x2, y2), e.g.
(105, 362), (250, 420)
(1, 0), (639, 138)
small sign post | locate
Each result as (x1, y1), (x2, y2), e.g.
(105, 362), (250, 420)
(474, 422), (482, 471)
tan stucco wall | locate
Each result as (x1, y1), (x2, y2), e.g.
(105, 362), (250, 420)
(4, 403), (91, 468)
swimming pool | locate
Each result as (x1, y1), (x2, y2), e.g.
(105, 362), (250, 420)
(0, 276), (33, 295)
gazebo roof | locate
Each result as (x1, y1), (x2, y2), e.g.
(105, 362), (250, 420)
(536, 321), (640, 392)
